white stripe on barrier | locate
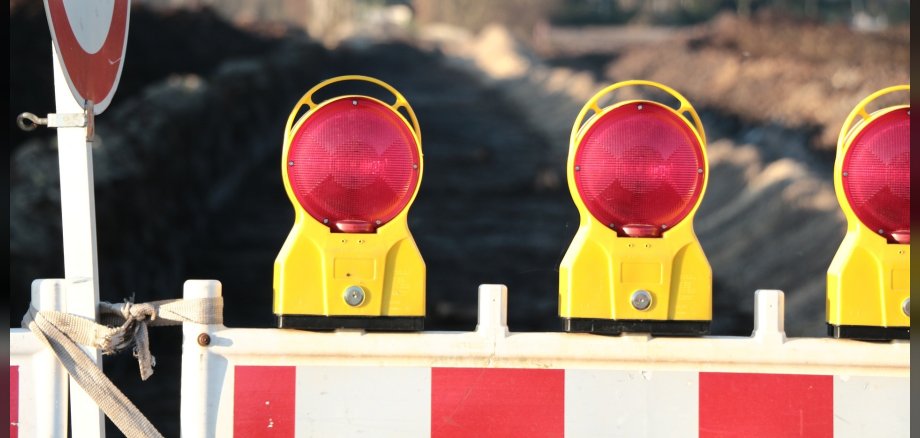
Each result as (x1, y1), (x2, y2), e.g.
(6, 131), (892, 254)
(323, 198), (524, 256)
(834, 375), (910, 438)
(295, 366), (431, 437)
(565, 370), (698, 437)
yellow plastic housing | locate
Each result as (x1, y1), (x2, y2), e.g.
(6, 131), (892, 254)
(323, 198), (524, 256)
(274, 76), (425, 318)
(827, 85), (910, 329)
(559, 80), (712, 322)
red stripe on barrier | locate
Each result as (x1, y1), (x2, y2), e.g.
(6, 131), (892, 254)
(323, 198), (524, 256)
(699, 372), (833, 438)
(10, 366), (19, 438)
(233, 366), (296, 437)
(10, 366), (18, 438)
(431, 368), (564, 438)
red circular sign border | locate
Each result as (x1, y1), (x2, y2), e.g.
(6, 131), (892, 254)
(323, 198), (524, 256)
(44, 0), (130, 114)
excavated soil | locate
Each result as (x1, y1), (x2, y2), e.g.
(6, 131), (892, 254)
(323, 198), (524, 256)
(546, 13), (910, 149)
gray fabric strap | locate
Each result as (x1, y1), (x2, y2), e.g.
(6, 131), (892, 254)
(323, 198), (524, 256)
(21, 297), (223, 438)
(96, 298), (224, 379)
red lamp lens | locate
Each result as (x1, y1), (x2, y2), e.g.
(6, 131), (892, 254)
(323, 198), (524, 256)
(287, 97), (420, 232)
(574, 101), (704, 237)
(842, 107), (910, 243)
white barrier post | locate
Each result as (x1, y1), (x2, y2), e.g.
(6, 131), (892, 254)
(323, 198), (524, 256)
(52, 45), (105, 437)
(31, 280), (70, 437)
(752, 289), (786, 344)
(475, 284), (509, 338)
(10, 279), (69, 437)
(180, 280), (224, 438)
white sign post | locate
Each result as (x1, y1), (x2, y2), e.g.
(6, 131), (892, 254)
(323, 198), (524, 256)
(51, 50), (105, 438)
(39, 1), (131, 436)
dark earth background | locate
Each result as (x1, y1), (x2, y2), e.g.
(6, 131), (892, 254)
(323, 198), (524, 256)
(9, 0), (910, 435)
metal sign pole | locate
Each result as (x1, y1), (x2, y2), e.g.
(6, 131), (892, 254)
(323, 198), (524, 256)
(52, 44), (105, 437)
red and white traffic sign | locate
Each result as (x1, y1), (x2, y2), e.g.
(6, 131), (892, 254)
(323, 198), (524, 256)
(43, 0), (130, 114)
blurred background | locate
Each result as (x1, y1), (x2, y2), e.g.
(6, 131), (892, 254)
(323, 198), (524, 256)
(9, 0), (910, 435)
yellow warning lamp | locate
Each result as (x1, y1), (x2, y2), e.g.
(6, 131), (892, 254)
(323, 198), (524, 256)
(274, 75), (425, 330)
(559, 80), (712, 335)
(827, 85), (910, 340)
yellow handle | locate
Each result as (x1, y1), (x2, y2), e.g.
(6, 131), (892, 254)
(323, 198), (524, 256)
(570, 80), (706, 147)
(837, 84), (909, 152)
(284, 75), (422, 143)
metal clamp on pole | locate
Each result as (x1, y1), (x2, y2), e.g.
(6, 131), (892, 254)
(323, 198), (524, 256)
(16, 102), (95, 141)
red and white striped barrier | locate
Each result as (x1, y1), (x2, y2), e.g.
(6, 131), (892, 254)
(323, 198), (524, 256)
(179, 281), (909, 437)
(9, 280), (69, 438)
(225, 365), (906, 437)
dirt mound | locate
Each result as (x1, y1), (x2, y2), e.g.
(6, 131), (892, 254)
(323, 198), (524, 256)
(9, 2), (280, 149)
(605, 13), (909, 149)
